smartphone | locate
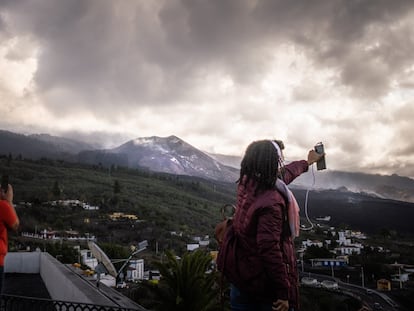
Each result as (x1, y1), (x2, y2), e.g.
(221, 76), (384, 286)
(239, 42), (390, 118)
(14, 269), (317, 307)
(1, 175), (9, 193)
(314, 142), (326, 170)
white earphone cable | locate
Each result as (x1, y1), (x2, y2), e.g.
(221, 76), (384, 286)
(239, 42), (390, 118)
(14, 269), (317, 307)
(301, 164), (315, 231)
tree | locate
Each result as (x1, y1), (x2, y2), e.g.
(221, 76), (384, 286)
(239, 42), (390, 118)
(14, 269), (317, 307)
(6, 153), (12, 166)
(114, 180), (121, 194)
(379, 228), (391, 239)
(330, 238), (338, 249)
(150, 250), (221, 311)
(52, 180), (62, 199)
(304, 245), (334, 260)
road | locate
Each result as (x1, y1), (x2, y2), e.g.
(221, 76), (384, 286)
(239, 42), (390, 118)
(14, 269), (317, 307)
(300, 271), (401, 311)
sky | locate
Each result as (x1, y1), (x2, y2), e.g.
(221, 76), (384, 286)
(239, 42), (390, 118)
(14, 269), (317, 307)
(0, 0), (413, 178)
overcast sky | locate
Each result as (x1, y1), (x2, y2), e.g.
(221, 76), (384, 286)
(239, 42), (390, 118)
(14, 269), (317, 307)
(0, 0), (413, 178)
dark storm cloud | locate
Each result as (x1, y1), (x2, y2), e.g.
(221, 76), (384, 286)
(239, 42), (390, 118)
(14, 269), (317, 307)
(252, 0), (414, 99)
(0, 0), (414, 123)
(2, 0), (414, 111)
(0, 14), (5, 32)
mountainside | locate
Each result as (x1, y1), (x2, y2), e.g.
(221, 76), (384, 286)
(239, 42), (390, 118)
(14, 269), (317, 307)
(111, 136), (239, 182)
(292, 188), (414, 235)
(77, 150), (129, 168)
(0, 130), (92, 160)
(207, 152), (242, 168)
(0, 156), (237, 241)
(3, 155), (414, 237)
(1, 129), (414, 203)
(293, 169), (414, 203)
(29, 133), (96, 152)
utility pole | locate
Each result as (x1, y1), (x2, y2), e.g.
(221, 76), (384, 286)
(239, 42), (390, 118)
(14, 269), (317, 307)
(361, 266), (365, 288)
(300, 251), (304, 273)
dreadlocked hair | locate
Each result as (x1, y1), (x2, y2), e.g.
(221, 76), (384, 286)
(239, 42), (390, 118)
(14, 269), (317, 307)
(238, 140), (280, 194)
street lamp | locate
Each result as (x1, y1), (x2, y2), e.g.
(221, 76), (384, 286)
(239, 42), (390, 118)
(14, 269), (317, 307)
(398, 265), (402, 289)
(116, 240), (148, 283)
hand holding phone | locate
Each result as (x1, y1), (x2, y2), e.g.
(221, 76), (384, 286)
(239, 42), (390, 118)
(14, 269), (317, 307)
(314, 142), (326, 170)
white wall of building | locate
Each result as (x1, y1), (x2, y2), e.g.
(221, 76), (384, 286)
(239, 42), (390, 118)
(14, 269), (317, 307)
(126, 259), (144, 281)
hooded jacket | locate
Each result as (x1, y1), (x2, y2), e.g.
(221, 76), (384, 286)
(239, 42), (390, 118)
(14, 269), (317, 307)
(225, 160), (308, 309)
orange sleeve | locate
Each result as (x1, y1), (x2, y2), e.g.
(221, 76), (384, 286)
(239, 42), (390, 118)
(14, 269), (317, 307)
(0, 200), (18, 228)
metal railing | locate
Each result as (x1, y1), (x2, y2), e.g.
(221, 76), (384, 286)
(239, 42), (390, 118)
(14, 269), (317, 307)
(1, 294), (142, 311)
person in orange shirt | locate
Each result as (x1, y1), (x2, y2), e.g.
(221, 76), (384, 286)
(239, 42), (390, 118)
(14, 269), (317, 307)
(0, 181), (19, 294)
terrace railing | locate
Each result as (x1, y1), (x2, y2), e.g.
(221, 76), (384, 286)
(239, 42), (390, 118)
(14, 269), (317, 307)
(1, 294), (144, 311)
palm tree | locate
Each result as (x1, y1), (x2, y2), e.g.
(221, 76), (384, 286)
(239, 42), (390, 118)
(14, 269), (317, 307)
(150, 249), (222, 311)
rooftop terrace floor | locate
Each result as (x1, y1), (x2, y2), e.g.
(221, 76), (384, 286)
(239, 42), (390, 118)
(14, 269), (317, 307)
(4, 273), (50, 299)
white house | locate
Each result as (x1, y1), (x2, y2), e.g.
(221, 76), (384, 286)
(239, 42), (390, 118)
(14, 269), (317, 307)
(335, 231), (364, 255)
(80, 249), (98, 270)
(316, 216), (331, 221)
(126, 259), (145, 281)
(350, 231), (367, 239)
(335, 245), (362, 255)
(199, 240), (210, 247)
(83, 203), (99, 210)
(310, 258), (348, 267)
(302, 239), (323, 249)
(337, 231), (351, 245)
(187, 244), (200, 251)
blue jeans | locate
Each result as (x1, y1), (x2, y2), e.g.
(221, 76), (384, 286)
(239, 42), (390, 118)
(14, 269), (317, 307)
(230, 284), (295, 311)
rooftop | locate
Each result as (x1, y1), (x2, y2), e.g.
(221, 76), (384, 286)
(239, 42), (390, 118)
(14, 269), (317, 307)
(2, 252), (147, 311)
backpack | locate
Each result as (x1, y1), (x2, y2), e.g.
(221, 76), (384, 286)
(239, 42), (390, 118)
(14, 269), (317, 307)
(215, 204), (236, 308)
(214, 204), (236, 247)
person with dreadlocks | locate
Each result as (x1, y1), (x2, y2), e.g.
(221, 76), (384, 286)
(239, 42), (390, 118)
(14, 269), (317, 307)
(218, 140), (323, 311)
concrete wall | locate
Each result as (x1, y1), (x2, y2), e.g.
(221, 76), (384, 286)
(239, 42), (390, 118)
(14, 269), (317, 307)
(5, 252), (41, 273)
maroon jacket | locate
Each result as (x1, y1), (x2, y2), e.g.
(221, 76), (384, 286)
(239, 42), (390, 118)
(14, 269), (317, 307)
(228, 160), (308, 308)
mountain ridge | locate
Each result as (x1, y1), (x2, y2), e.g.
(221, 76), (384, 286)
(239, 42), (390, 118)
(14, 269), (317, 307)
(1, 129), (413, 203)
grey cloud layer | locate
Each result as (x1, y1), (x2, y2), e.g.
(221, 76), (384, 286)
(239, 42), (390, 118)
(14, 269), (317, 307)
(3, 0), (414, 111)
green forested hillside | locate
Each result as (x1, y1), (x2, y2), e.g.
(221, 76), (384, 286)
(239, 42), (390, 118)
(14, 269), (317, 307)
(0, 155), (237, 252)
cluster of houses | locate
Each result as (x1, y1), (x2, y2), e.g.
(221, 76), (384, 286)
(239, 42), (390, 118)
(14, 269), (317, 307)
(20, 201), (141, 242)
(299, 229), (364, 270)
(74, 232), (213, 287)
(301, 229), (365, 256)
(79, 248), (159, 287)
(168, 231), (211, 252)
(47, 199), (100, 210)
(186, 235), (210, 251)
(19, 200), (413, 291)
(21, 230), (96, 242)
(299, 224), (413, 289)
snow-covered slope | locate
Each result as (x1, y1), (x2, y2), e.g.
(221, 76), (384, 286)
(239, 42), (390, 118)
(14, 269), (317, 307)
(112, 135), (239, 182)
